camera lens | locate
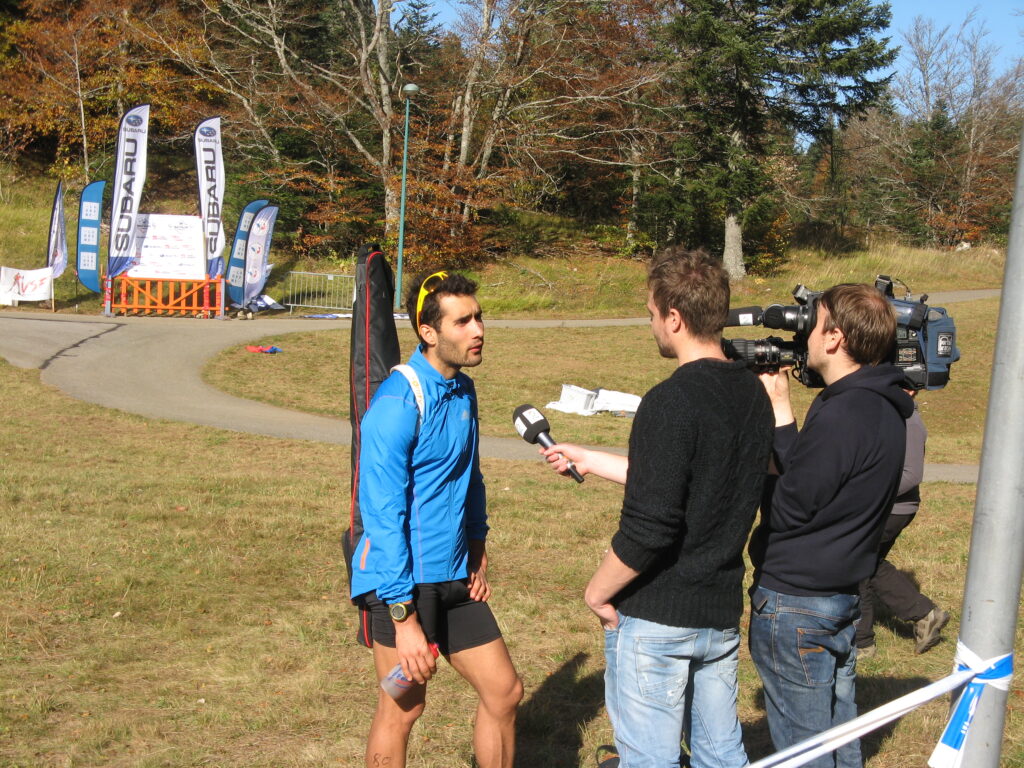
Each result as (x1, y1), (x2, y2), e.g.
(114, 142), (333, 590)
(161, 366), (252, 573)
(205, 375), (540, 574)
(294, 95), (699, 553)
(763, 304), (815, 334)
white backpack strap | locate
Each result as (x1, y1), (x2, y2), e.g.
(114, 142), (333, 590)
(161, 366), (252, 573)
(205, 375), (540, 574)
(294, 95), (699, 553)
(391, 364), (425, 426)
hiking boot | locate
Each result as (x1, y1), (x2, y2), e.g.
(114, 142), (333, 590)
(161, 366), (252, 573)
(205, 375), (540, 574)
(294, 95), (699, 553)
(857, 643), (877, 660)
(914, 607), (950, 654)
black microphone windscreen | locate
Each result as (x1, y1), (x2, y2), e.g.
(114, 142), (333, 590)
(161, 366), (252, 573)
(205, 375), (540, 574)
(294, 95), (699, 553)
(513, 404), (550, 444)
(726, 306), (763, 327)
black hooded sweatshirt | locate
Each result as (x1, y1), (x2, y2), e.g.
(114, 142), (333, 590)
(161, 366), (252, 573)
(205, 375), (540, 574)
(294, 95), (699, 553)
(750, 364), (915, 596)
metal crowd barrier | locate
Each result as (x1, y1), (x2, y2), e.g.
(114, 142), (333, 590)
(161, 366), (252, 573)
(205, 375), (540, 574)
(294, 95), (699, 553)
(282, 271), (355, 314)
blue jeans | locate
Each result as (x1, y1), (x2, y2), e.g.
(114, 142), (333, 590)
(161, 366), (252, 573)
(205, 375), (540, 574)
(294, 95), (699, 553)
(748, 586), (861, 768)
(604, 614), (747, 768)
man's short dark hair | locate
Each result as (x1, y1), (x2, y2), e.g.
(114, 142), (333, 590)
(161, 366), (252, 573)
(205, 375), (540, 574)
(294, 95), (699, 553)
(406, 270), (479, 341)
(820, 284), (896, 366)
(648, 246), (730, 340)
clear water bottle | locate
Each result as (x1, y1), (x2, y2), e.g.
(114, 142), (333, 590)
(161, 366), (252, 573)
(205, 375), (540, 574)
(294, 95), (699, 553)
(380, 643), (440, 700)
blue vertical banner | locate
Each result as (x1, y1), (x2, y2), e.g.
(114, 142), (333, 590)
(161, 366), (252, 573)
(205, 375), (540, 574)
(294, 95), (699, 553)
(194, 117), (226, 277)
(242, 205), (279, 308)
(46, 181), (69, 278)
(226, 199), (269, 306)
(107, 104), (150, 279)
(76, 181), (105, 293)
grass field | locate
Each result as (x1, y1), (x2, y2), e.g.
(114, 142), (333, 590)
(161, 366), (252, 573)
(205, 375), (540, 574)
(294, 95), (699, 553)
(2, 356), (1022, 766)
(202, 291), (997, 465)
(2, 175), (1021, 766)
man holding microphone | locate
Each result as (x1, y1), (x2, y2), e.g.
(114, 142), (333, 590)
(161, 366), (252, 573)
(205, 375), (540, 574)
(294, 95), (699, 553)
(544, 247), (774, 768)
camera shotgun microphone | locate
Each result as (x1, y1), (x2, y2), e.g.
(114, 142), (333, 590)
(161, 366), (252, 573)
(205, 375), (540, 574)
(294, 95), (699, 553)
(726, 306), (764, 327)
(512, 404), (585, 483)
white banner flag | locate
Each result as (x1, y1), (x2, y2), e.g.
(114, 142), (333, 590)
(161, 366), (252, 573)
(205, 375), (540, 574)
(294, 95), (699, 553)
(108, 104), (150, 278)
(194, 117), (226, 276)
(0, 266), (53, 305)
(242, 205), (279, 308)
(47, 181), (69, 278)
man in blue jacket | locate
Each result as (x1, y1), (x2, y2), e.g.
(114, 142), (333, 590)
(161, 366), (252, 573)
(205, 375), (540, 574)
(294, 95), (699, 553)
(351, 271), (522, 768)
(750, 284), (914, 768)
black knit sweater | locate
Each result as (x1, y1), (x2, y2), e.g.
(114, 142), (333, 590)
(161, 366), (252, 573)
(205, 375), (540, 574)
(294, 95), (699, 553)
(611, 358), (774, 630)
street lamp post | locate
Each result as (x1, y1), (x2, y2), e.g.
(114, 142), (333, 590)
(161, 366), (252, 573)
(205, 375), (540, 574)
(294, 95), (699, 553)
(394, 82), (419, 310)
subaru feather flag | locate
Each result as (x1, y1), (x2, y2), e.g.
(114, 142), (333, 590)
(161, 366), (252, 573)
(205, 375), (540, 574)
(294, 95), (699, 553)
(46, 181), (68, 278)
(107, 104), (150, 279)
(226, 199), (269, 306)
(76, 181), (105, 293)
(194, 117), (226, 277)
(242, 205), (278, 309)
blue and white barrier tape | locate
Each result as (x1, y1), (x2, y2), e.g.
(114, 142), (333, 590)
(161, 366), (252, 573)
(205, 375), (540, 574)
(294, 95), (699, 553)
(748, 642), (1014, 768)
(928, 642), (1013, 768)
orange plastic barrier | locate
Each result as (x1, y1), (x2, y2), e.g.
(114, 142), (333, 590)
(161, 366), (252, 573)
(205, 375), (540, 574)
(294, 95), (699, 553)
(110, 276), (224, 318)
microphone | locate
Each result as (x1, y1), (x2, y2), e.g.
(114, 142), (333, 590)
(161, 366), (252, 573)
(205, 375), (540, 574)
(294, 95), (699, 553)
(512, 404), (585, 483)
(726, 306), (764, 327)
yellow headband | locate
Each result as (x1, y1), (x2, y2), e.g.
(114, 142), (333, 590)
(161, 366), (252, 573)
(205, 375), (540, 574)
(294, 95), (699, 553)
(415, 270), (448, 330)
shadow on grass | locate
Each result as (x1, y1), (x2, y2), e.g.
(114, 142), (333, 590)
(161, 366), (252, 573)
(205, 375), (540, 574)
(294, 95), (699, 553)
(878, 613), (916, 641)
(859, 674), (934, 762)
(744, 674), (933, 764)
(515, 652), (605, 767)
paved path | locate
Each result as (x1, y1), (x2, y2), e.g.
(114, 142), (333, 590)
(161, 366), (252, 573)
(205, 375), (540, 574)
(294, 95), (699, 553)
(0, 289), (993, 482)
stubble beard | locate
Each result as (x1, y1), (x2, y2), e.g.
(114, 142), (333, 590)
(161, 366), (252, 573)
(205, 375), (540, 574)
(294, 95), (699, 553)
(653, 331), (673, 360)
(436, 335), (483, 370)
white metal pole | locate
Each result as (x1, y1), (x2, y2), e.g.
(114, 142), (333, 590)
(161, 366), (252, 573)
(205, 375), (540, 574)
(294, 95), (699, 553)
(957, 125), (1024, 766)
(394, 83), (419, 311)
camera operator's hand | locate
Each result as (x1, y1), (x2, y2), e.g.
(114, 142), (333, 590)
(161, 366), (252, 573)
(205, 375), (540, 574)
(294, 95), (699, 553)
(759, 369), (796, 427)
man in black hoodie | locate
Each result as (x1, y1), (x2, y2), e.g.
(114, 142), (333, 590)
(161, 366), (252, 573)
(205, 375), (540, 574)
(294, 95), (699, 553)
(749, 283), (914, 768)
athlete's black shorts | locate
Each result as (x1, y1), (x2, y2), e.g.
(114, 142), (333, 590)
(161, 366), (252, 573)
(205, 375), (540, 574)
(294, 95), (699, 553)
(364, 579), (502, 655)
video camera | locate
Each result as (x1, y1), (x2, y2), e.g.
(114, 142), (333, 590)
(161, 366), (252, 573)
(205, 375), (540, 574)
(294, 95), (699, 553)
(723, 276), (960, 390)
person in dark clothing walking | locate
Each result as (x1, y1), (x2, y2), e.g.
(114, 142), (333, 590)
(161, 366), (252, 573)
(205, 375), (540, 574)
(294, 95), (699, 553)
(750, 284), (915, 768)
(543, 247), (774, 768)
(856, 392), (949, 658)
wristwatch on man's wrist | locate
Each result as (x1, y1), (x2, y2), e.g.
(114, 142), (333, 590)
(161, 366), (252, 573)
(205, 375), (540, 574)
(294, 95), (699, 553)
(388, 601), (415, 622)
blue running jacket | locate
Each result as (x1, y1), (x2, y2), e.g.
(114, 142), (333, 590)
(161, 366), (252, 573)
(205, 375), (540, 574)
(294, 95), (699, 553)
(350, 347), (488, 604)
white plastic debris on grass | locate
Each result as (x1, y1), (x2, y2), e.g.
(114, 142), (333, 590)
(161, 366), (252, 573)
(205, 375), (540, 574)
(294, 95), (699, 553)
(546, 384), (641, 416)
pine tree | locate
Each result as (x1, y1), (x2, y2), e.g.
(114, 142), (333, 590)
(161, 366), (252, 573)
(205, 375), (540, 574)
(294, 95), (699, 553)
(665, 0), (897, 278)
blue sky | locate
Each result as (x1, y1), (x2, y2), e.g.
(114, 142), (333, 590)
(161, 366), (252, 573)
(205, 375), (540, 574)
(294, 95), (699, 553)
(887, 0), (1022, 74)
(431, 0), (1021, 75)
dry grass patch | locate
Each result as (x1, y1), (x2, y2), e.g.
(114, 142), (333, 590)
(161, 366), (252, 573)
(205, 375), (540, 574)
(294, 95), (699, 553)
(4, 330), (1020, 766)
(462, 244), (1004, 319)
(744, 242), (1006, 299)
(204, 292), (997, 464)
(203, 324), (676, 449)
